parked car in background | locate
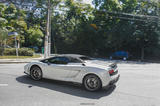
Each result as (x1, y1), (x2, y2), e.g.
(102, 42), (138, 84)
(110, 51), (129, 60)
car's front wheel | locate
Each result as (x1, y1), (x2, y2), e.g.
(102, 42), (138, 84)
(83, 74), (102, 91)
(30, 66), (42, 80)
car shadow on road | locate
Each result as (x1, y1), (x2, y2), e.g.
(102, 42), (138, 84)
(16, 75), (116, 99)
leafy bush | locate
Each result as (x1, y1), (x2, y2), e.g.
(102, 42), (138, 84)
(4, 48), (34, 56)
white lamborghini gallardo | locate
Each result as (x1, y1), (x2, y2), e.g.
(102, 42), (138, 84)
(24, 54), (120, 91)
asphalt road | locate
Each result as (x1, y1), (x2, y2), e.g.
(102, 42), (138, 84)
(0, 61), (160, 106)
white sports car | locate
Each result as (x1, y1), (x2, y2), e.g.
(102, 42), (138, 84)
(24, 54), (120, 91)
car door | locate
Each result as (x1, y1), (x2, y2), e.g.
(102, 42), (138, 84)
(64, 58), (84, 78)
(45, 57), (71, 80)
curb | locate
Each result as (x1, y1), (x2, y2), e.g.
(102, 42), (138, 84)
(0, 62), (30, 64)
(0, 57), (43, 64)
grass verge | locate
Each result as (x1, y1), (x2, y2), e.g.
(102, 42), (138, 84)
(0, 55), (41, 59)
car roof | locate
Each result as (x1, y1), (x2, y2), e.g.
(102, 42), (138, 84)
(40, 54), (89, 62)
(50, 54), (87, 58)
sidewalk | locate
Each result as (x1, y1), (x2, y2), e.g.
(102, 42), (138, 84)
(0, 57), (44, 64)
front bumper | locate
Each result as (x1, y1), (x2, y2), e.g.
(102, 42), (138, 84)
(24, 64), (30, 75)
(24, 71), (30, 76)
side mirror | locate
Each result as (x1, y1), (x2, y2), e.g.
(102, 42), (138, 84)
(82, 63), (86, 66)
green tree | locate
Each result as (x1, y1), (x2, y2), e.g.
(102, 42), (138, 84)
(27, 26), (44, 47)
(2, 3), (27, 48)
(0, 28), (8, 55)
(92, 0), (160, 59)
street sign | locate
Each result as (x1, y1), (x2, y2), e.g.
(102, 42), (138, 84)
(8, 32), (18, 36)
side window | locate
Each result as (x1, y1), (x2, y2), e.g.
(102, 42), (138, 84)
(69, 57), (82, 63)
(40, 59), (49, 63)
(80, 56), (91, 60)
(49, 57), (69, 64)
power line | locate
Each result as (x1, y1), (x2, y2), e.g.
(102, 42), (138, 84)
(109, 16), (158, 23)
(106, 11), (159, 20)
(97, 10), (159, 23)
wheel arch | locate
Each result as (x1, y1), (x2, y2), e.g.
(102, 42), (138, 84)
(30, 64), (41, 70)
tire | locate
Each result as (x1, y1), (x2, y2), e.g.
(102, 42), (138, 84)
(123, 57), (127, 60)
(83, 74), (102, 91)
(30, 66), (42, 80)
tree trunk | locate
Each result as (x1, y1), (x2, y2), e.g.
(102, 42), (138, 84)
(141, 46), (144, 61)
(18, 40), (20, 48)
(0, 44), (4, 56)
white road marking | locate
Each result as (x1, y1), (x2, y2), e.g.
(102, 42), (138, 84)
(0, 84), (8, 86)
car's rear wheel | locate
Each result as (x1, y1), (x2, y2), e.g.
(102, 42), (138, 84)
(83, 74), (102, 91)
(123, 57), (127, 60)
(30, 66), (42, 80)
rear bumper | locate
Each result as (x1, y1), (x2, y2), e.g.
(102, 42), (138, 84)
(103, 74), (120, 89)
(109, 74), (120, 85)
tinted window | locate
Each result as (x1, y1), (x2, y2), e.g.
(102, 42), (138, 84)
(80, 56), (92, 60)
(49, 57), (69, 64)
(69, 57), (82, 63)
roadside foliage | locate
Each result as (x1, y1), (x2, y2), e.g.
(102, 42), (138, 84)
(0, 0), (160, 60)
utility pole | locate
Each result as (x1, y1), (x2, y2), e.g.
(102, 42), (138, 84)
(15, 36), (18, 57)
(44, 0), (51, 58)
(48, 0), (51, 57)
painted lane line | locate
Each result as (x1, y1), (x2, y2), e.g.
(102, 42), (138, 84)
(0, 84), (8, 86)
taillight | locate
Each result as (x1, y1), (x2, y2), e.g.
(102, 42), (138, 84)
(109, 69), (114, 75)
